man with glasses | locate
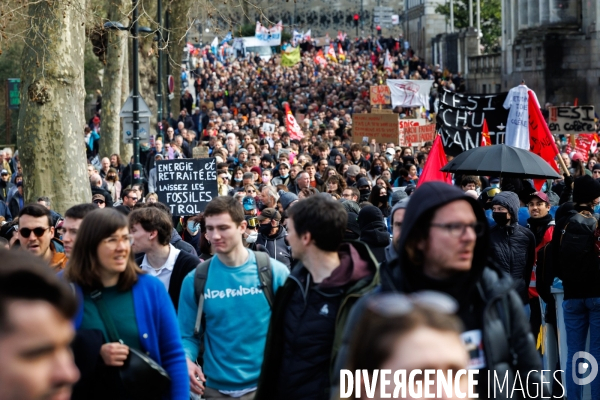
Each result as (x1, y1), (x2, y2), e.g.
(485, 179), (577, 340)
(255, 208), (291, 268)
(90, 173), (113, 208)
(592, 163), (600, 179)
(17, 203), (67, 271)
(334, 182), (544, 398)
(115, 188), (137, 215)
(272, 161), (291, 187)
(341, 187), (359, 203)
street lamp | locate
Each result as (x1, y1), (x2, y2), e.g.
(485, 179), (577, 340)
(104, 0), (152, 186)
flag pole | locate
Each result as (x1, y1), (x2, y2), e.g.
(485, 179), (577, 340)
(556, 154), (570, 177)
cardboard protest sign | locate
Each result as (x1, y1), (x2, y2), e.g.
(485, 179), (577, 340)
(386, 79), (434, 110)
(436, 90), (509, 156)
(262, 123), (275, 133)
(548, 106), (595, 134)
(399, 119), (435, 146)
(156, 158), (218, 216)
(370, 85), (391, 105)
(353, 113), (399, 144)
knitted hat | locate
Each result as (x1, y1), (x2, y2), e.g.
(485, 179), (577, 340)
(391, 189), (407, 206)
(357, 206), (384, 230)
(250, 166), (262, 175)
(390, 197), (410, 224)
(278, 191), (298, 211)
(346, 165), (360, 177)
(340, 199), (360, 215)
(573, 175), (600, 204)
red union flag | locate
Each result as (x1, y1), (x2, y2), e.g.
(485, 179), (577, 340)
(480, 119), (491, 147)
(528, 89), (559, 190)
(284, 103), (304, 140)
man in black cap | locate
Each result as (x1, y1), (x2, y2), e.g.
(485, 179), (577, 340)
(255, 208), (291, 268)
(260, 154), (274, 170)
(552, 175), (600, 399)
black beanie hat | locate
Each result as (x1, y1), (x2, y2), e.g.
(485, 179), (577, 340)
(346, 212), (361, 239)
(357, 205), (384, 229)
(573, 175), (600, 204)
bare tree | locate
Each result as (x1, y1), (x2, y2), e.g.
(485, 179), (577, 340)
(17, 0), (91, 213)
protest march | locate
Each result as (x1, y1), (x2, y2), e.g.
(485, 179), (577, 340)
(4, 24), (600, 400)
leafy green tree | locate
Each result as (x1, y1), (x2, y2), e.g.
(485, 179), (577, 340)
(435, 0), (501, 53)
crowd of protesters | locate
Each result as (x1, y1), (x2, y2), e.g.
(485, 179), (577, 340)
(2, 35), (600, 400)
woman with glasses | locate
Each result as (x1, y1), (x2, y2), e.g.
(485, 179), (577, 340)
(341, 293), (470, 399)
(65, 208), (189, 400)
(244, 184), (259, 198)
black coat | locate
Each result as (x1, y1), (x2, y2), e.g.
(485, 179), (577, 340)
(489, 223), (536, 304)
(91, 186), (114, 208)
(255, 226), (292, 268)
(256, 242), (379, 400)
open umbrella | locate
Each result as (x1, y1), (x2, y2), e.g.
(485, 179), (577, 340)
(441, 144), (561, 180)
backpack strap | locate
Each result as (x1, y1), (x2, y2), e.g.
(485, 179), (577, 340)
(193, 259), (212, 336)
(253, 250), (274, 308)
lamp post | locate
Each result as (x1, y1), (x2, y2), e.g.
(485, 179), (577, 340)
(156, 0), (164, 141)
(104, 0), (152, 185)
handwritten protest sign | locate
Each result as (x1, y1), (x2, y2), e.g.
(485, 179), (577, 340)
(548, 106), (595, 133)
(353, 114), (399, 144)
(398, 119), (435, 145)
(386, 79), (434, 110)
(436, 90), (509, 156)
(370, 85), (391, 105)
(156, 158), (218, 216)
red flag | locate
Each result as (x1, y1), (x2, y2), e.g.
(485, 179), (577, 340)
(528, 89), (560, 190)
(480, 119), (491, 147)
(284, 103), (304, 140)
(417, 135), (452, 187)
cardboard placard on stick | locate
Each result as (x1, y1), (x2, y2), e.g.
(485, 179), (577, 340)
(352, 113), (399, 144)
(156, 158), (218, 216)
(548, 106), (595, 134)
(370, 85), (391, 105)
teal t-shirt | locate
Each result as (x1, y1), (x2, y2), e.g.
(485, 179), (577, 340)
(80, 286), (142, 352)
(178, 250), (289, 391)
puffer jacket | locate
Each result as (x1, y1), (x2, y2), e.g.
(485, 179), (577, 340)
(256, 241), (379, 400)
(332, 182), (547, 399)
(489, 191), (536, 304)
(256, 226), (292, 268)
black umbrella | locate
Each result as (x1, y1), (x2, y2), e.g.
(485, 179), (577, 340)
(441, 144), (561, 179)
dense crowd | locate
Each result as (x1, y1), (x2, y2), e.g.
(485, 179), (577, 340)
(2, 37), (600, 400)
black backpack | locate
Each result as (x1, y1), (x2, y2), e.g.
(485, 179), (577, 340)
(558, 210), (600, 282)
(192, 251), (274, 336)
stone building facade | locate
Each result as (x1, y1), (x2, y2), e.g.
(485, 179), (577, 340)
(403, 0), (448, 63)
(501, 0), (600, 107)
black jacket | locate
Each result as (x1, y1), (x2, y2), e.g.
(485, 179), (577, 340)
(255, 226), (292, 268)
(489, 223), (536, 304)
(358, 220), (390, 264)
(256, 241), (379, 400)
(333, 182), (546, 399)
(91, 186), (114, 208)
(135, 249), (198, 311)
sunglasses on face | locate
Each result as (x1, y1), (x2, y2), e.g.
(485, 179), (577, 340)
(94, 200), (105, 204)
(19, 226), (51, 238)
(128, 196), (138, 201)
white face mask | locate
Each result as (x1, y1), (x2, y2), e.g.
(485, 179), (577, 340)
(245, 231), (258, 244)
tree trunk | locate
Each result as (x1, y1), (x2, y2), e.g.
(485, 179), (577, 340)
(18, 0), (91, 214)
(166, 0), (193, 116)
(120, 40), (133, 162)
(99, 0), (128, 159)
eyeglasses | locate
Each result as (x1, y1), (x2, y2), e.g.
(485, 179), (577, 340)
(19, 226), (51, 238)
(246, 217), (259, 228)
(94, 200), (105, 204)
(430, 221), (485, 238)
(127, 196), (138, 201)
(102, 234), (134, 247)
(367, 291), (458, 317)
(220, 176), (229, 180)
(246, 190), (256, 193)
